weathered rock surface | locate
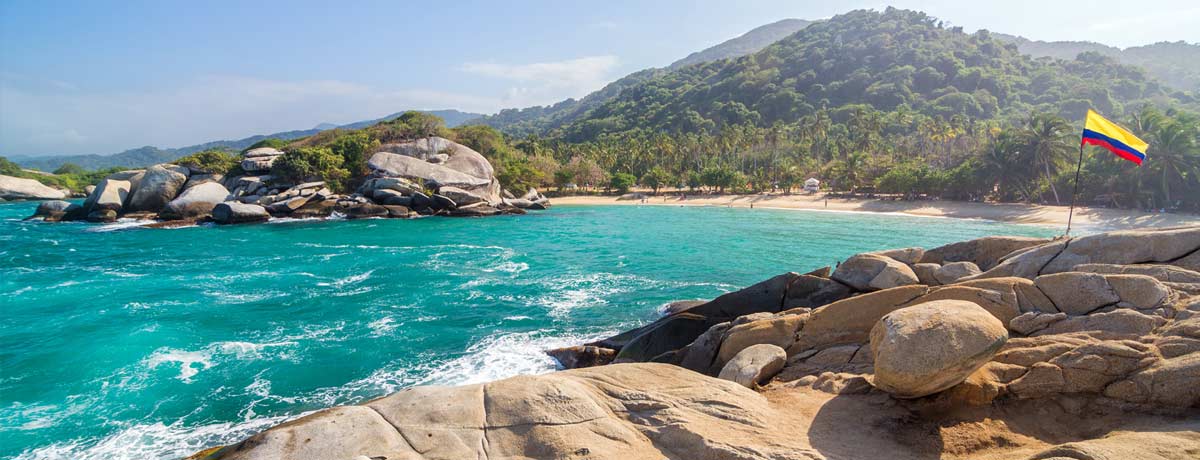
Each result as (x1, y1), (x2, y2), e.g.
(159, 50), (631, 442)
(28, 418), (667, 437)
(126, 164), (190, 212)
(240, 147), (283, 172)
(831, 253), (919, 291)
(211, 202), (269, 224)
(0, 174), (67, 200)
(160, 182), (231, 219)
(933, 261), (982, 284)
(83, 178), (131, 213)
(869, 300), (1008, 398)
(199, 363), (818, 460)
(920, 235), (1052, 271)
(718, 344), (787, 388)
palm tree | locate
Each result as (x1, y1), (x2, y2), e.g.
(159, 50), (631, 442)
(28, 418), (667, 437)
(1021, 112), (1075, 205)
(1144, 114), (1200, 207)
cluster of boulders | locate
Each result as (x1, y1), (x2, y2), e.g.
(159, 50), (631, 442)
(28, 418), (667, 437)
(189, 227), (1200, 460)
(25, 137), (549, 225)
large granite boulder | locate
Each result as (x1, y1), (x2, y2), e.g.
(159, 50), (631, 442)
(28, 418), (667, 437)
(198, 363), (817, 460)
(126, 164), (190, 212)
(83, 178), (132, 213)
(26, 200), (78, 221)
(869, 300), (1008, 398)
(367, 137), (503, 206)
(831, 253), (919, 291)
(1034, 272), (1120, 315)
(920, 236), (1053, 271)
(0, 175), (67, 200)
(718, 343), (787, 388)
(211, 202), (269, 224)
(1041, 227), (1200, 274)
(790, 285), (930, 352)
(160, 182), (231, 220)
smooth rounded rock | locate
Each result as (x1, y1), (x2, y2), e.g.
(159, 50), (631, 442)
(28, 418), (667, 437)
(718, 344), (787, 388)
(869, 299), (1008, 398)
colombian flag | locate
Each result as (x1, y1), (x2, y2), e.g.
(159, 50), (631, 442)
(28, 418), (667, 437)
(1081, 109), (1148, 165)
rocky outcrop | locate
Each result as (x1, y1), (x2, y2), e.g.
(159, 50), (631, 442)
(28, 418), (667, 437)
(196, 363), (819, 460)
(869, 300), (1008, 398)
(367, 137), (504, 207)
(199, 228), (1200, 460)
(0, 175), (67, 200)
(240, 147), (283, 172)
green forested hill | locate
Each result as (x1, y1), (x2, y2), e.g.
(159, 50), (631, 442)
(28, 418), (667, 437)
(546, 8), (1193, 142)
(469, 18), (815, 136)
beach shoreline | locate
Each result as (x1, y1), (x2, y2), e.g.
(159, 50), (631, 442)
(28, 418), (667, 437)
(552, 193), (1200, 230)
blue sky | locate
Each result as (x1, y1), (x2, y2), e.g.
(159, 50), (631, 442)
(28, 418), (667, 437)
(2, 0), (1198, 156)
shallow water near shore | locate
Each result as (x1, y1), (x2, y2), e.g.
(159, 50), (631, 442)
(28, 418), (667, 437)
(0, 201), (1056, 459)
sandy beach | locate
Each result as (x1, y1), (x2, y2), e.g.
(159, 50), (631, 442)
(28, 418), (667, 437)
(553, 193), (1200, 231)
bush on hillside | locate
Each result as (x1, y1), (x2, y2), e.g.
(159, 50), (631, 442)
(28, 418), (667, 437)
(270, 147), (349, 191)
(175, 150), (239, 175)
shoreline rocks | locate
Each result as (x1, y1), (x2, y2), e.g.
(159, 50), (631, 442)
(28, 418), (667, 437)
(26, 137), (550, 226)
(192, 226), (1200, 460)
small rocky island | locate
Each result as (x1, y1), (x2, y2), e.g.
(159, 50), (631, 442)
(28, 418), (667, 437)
(24, 136), (550, 225)
(190, 227), (1200, 459)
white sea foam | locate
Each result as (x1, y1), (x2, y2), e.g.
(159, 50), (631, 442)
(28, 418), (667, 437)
(12, 411), (305, 460)
(417, 330), (612, 386)
(86, 219), (154, 232)
(317, 270), (374, 288)
(144, 341), (297, 383)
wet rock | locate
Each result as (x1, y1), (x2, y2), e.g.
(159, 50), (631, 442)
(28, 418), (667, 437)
(211, 202), (269, 224)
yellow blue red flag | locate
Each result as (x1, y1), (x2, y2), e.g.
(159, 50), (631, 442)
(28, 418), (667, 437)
(1081, 109), (1148, 165)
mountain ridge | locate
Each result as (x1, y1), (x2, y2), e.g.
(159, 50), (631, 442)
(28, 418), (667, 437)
(11, 109), (482, 172)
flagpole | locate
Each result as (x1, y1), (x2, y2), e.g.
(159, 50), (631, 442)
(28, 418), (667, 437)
(1065, 142), (1084, 236)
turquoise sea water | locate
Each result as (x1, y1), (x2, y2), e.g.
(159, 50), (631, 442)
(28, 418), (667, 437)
(0, 201), (1056, 459)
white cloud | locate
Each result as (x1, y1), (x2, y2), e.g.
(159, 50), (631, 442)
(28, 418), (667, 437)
(460, 55), (619, 107)
(0, 75), (505, 156)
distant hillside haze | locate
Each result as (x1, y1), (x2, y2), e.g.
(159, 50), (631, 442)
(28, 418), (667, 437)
(668, 19), (814, 69)
(465, 18), (816, 136)
(993, 33), (1200, 92)
(12, 109), (483, 172)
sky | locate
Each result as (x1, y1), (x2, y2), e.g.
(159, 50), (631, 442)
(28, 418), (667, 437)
(1, 0), (1197, 157)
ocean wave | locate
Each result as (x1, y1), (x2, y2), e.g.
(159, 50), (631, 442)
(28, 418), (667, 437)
(85, 219), (154, 233)
(316, 270), (374, 288)
(12, 412), (304, 460)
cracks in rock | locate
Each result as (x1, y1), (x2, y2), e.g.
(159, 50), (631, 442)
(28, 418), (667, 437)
(1036, 238), (1072, 277)
(1166, 244), (1200, 265)
(365, 405), (419, 454)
